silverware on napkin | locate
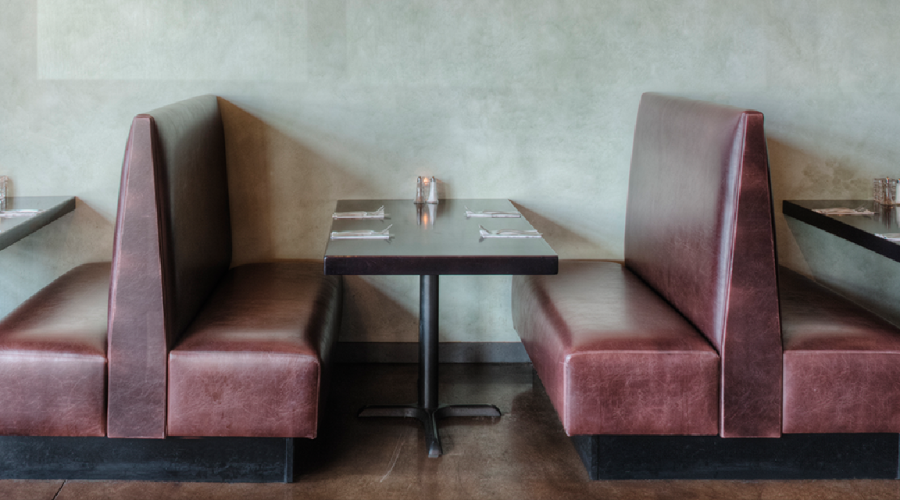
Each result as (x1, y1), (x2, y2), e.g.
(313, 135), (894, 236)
(478, 225), (541, 239)
(465, 206), (521, 218)
(333, 206), (386, 219)
(812, 207), (875, 216)
(330, 224), (392, 240)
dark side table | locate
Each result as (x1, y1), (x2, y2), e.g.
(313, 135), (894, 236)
(324, 199), (557, 457)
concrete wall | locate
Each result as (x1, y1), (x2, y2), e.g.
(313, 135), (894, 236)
(2, 0), (900, 342)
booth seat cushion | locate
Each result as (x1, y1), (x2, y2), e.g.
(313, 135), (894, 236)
(781, 267), (900, 433)
(0, 263), (110, 436)
(167, 261), (341, 438)
(512, 261), (719, 436)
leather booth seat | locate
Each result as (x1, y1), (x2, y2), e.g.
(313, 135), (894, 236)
(0, 95), (341, 482)
(0, 262), (110, 436)
(780, 267), (900, 433)
(512, 93), (782, 439)
(168, 262), (340, 438)
(514, 93), (900, 443)
(513, 261), (718, 435)
(106, 95), (342, 440)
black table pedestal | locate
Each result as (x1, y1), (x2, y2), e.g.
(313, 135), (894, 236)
(358, 275), (501, 457)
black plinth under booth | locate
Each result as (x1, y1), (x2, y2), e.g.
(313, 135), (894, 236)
(572, 433), (899, 480)
(0, 436), (296, 482)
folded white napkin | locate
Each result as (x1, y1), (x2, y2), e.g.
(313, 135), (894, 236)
(330, 224), (392, 240)
(333, 205), (386, 219)
(0, 209), (41, 218)
(877, 233), (900, 242)
(465, 206), (521, 218)
(479, 225), (541, 239)
(812, 207), (875, 216)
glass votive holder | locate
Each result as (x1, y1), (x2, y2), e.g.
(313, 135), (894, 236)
(415, 176), (425, 204)
(0, 176), (7, 211)
(873, 178), (899, 206)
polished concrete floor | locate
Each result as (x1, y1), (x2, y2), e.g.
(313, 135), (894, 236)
(2, 363), (899, 500)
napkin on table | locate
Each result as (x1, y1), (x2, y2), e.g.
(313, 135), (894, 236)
(465, 206), (521, 218)
(330, 225), (392, 240)
(333, 206), (386, 219)
(478, 225), (541, 239)
(812, 207), (875, 216)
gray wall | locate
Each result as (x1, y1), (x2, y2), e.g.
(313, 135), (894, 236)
(2, 1), (900, 342)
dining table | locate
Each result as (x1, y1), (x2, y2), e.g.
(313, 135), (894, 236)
(324, 198), (558, 457)
(782, 199), (900, 263)
(0, 196), (76, 251)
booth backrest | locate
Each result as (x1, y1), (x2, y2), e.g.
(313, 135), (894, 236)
(107, 95), (231, 438)
(150, 97), (232, 343)
(623, 93), (782, 437)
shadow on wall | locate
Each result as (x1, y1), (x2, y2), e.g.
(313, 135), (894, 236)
(511, 202), (612, 260)
(338, 275), (418, 343)
(769, 133), (900, 327)
(0, 200), (113, 318)
(217, 99), (420, 343)
(785, 216), (900, 329)
(766, 135), (873, 276)
(767, 136), (872, 203)
(218, 98), (367, 265)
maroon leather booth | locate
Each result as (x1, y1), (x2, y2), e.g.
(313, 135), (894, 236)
(512, 93), (782, 440)
(513, 93), (900, 480)
(0, 96), (340, 481)
(106, 95), (342, 439)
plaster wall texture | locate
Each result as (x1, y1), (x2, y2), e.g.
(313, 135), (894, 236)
(2, 0), (900, 342)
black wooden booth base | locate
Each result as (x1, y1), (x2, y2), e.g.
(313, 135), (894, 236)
(573, 433), (900, 480)
(0, 436), (296, 482)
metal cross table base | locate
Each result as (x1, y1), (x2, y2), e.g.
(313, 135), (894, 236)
(358, 275), (501, 458)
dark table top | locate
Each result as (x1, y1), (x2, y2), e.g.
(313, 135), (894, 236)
(0, 196), (76, 252)
(782, 199), (900, 263)
(324, 199), (558, 275)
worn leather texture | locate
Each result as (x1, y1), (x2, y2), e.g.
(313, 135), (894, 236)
(781, 267), (900, 433)
(167, 261), (342, 438)
(513, 93), (781, 438)
(623, 93), (781, 437)
(151, 97), (232, 345)
(512, 261), (719, 436)
(0, 263), (110, 436)
(106, 113), (169, 438)
(108, 95), (230, 438)
(109, 95), (342, 439)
